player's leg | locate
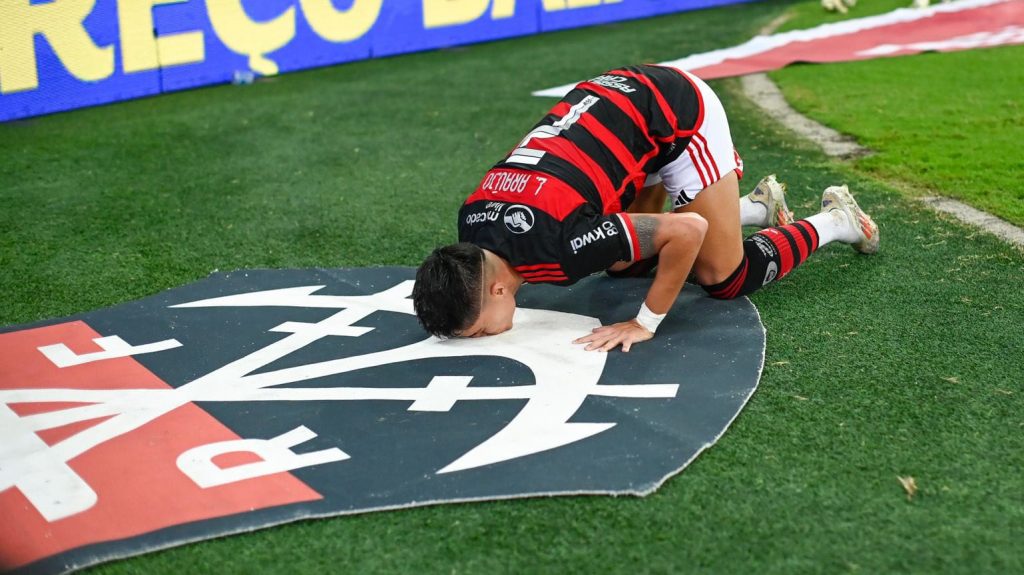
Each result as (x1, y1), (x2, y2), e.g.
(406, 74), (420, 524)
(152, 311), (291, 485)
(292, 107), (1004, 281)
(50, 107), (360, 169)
(682, 180), (878, 298)
(627, 175), (788, 226)
(631, 175), (793, 226)
(662, 70), (877, 298)
(609, 173), (788, 279)
(658, 70), (747, 286)
(633, 165), (787, 229)
(674, 170), (744, 285)
(677, 169), (872, 288)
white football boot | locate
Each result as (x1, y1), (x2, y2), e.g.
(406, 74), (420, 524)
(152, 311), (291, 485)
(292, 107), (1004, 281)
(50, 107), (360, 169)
(820, 185), (880, 254)
(745, 174), (795, 227)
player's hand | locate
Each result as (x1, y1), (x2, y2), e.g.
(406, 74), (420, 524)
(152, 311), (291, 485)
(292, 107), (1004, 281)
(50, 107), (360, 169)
(573, 319), (653, 352)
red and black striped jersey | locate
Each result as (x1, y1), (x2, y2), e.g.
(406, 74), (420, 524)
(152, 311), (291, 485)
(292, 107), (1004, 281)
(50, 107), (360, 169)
(459, 64), (703, 285)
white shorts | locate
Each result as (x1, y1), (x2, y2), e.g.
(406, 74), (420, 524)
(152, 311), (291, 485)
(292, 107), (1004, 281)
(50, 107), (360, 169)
(644, 70), (744, 209)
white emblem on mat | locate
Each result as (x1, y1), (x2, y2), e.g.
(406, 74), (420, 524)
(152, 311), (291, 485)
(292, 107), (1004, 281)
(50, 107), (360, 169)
(1, 281), (678, 521)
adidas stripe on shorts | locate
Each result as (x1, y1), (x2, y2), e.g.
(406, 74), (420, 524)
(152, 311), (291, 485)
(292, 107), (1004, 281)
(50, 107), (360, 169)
(644, 69), (744, 209)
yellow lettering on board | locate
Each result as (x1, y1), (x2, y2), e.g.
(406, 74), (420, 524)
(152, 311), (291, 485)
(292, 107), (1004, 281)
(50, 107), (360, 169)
(490, 0), (515, 19)
(0, 0), (114, 94)
(422, 0), (487, 29)
(207, 0), (296, 76)
(543, 0), (620, 11)
(422, 0), (518, 28)
(299, 0), (382, 43)
(119, 0), (205, 73)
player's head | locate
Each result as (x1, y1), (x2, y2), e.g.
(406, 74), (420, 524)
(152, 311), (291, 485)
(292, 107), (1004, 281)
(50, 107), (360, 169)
(413, 243), (517, 339)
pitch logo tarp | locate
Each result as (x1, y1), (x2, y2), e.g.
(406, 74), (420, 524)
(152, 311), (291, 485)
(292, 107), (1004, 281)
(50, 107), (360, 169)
(0, 0), (750, 122)
(0, 267), (764, 574)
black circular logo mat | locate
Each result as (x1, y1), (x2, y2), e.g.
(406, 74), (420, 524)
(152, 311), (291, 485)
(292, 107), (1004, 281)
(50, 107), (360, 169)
(0, 267), (764, 574)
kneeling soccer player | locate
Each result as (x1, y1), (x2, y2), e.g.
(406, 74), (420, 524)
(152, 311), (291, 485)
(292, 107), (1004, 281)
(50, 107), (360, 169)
(413, 64), (878, 352)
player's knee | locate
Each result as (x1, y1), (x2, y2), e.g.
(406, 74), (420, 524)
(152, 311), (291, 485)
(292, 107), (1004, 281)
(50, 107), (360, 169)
(694, 264), (733, 289)
(699, 256), (748, 300)
(701, 233), (783, 299)
(671, 212), (708, 242)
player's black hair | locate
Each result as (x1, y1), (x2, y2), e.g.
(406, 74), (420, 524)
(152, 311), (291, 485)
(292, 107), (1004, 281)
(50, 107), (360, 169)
(413, 242), (484, 338)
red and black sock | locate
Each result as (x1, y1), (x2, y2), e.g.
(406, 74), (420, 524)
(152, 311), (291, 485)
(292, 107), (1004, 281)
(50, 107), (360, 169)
(702, 220), (820, 299)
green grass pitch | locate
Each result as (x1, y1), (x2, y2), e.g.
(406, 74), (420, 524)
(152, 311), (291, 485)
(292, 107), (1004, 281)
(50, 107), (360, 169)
(1, 0), (1022, 573)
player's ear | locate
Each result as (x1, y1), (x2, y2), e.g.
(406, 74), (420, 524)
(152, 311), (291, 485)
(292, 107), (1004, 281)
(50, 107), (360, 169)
(493, 279), (517, 298)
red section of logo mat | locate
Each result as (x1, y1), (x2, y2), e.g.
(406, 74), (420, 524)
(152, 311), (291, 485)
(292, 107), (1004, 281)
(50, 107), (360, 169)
(0, 321), (321, 570)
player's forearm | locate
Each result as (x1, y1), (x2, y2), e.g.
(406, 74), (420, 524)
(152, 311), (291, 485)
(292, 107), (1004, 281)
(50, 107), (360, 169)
(644, 213), (707, 315)
(571, 213), (706, 353)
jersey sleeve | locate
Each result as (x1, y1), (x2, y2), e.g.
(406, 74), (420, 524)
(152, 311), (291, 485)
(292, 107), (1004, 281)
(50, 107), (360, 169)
(555, 211), (643, 283)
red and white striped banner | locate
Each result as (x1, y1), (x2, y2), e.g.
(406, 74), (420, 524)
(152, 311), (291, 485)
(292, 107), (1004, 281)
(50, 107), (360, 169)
(535, 0), (1024, 96)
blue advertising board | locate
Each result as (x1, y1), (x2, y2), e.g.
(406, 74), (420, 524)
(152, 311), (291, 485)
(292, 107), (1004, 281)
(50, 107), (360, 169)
(0, 0), (754, 122)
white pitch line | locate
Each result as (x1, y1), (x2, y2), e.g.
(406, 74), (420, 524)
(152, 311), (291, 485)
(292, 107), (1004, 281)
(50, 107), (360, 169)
(738, 73), (867, 159)
(921, 196), (1024, 248)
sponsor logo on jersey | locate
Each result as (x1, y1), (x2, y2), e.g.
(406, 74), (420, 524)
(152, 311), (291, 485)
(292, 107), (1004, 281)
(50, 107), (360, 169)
(570, 221), (619, 254)
(504, 205), (535, 234)
(465, 212), (500, 225)
(588, 75), (636, 94)
(465, 202), (504, 226)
